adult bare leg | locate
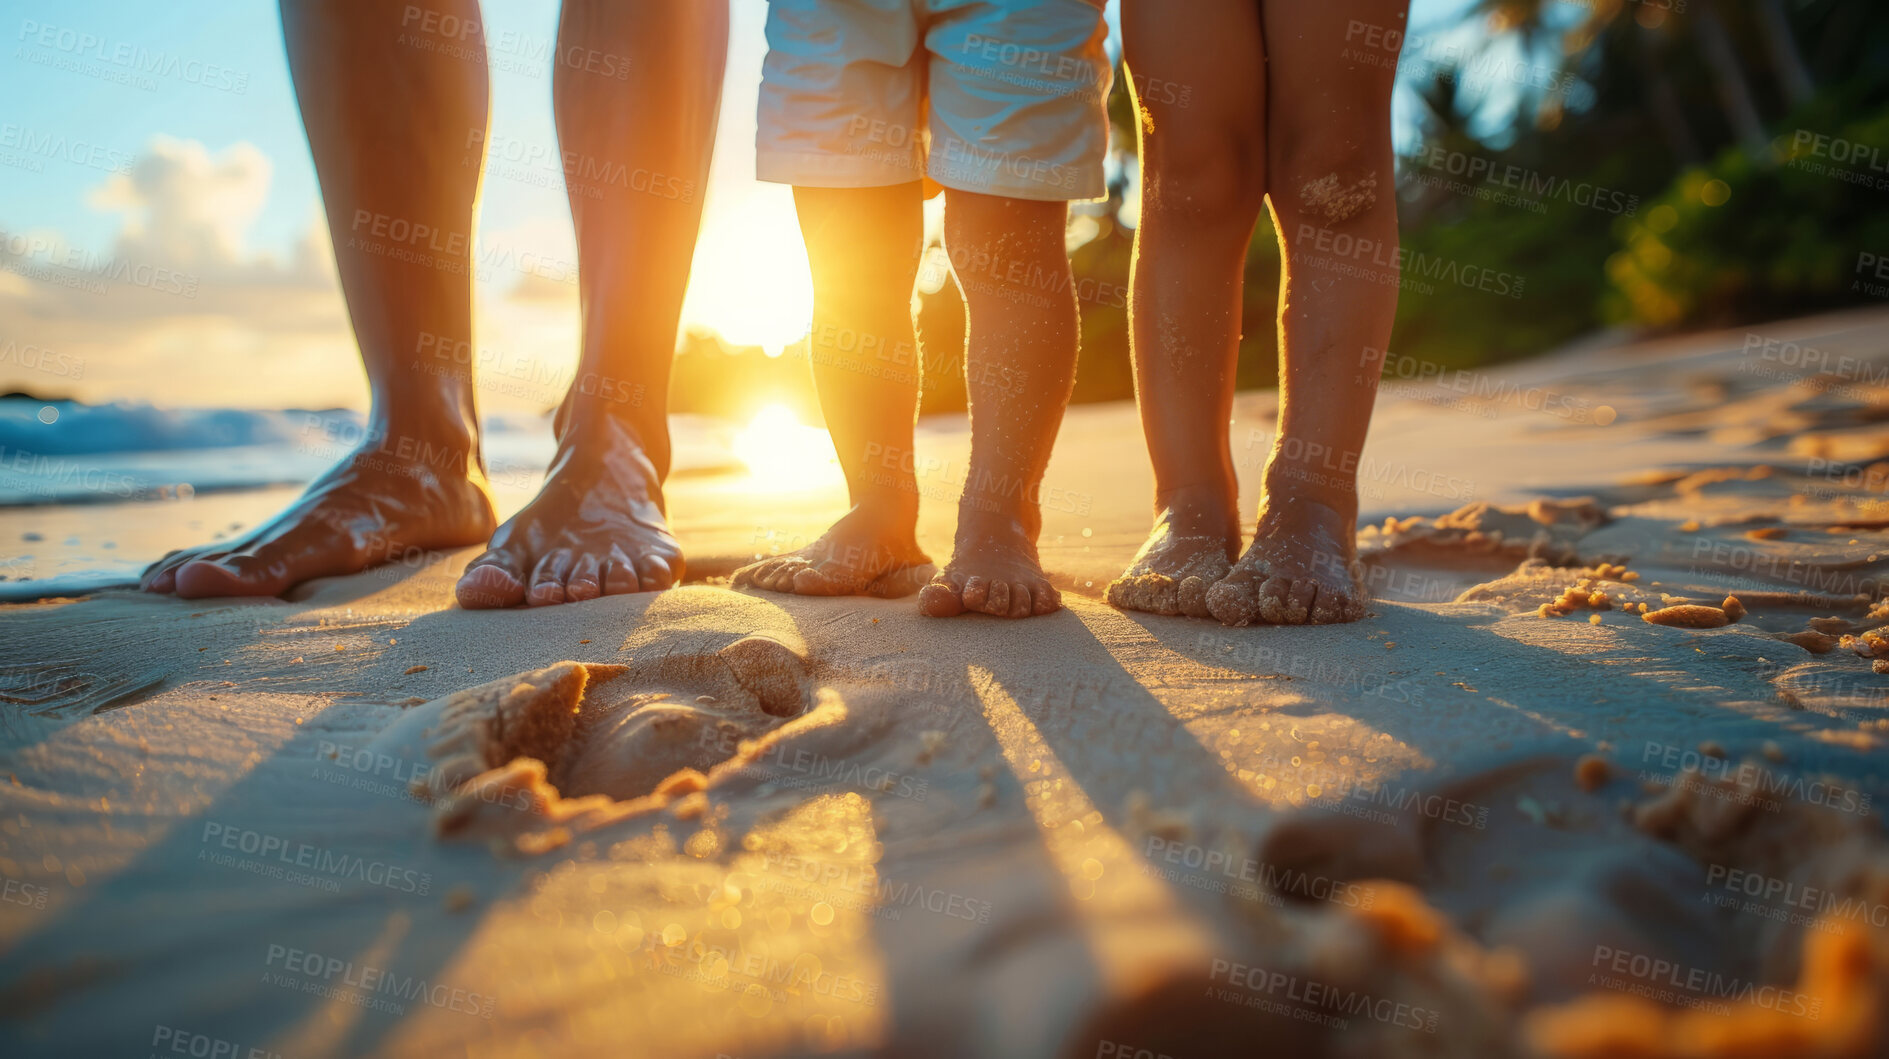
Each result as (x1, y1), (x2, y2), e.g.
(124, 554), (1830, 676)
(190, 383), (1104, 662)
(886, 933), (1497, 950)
(456, 0), (727, 608)
(144, 0), (496, 599)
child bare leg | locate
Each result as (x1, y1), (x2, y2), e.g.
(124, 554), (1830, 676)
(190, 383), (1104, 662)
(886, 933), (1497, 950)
(1107, 0), (1268, 619)
(1204, 0), (1405, 626)
(918, 191), (1077, 619)
(732, 183), (933, 597)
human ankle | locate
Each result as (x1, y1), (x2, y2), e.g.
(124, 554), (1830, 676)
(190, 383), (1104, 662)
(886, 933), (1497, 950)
(1261, 456), (1358, 513)
(1153, 480), (1238, 526)
(360, 407), (480, 474)
(847, 489), (920, 530)
(556, 404), (670, 477)
(956, 493), (1039, 542)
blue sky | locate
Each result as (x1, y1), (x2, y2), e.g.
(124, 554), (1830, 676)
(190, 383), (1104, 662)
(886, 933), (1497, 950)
(0, 0), (1502, 410)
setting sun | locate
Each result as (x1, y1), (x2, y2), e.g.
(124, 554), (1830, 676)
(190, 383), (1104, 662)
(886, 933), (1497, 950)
(731, 402), (839, 491)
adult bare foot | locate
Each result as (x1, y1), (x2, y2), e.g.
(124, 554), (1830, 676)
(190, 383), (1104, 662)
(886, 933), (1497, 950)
(1106, 485), (1240, 618)
(918, 503), (1061, 619)
(455, 416), (682, 609)
(732, 503), (933, 598)
(1204, 488), (1367, 626)
(142, 438), (495, 599)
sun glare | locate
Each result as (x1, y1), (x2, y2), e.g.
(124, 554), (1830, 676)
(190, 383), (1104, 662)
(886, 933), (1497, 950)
(682, 187), (814, 351)
(732, 403), (839, 491)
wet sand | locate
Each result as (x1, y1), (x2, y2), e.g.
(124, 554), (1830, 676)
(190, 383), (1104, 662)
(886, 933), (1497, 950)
(1, 307), (1887, 1057)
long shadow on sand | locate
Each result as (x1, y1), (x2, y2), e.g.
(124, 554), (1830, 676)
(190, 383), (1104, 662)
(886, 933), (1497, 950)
(0, 568), (676, 1058)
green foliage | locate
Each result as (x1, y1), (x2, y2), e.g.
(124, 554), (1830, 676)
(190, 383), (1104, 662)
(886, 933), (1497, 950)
(1606, 95), (1889, 328)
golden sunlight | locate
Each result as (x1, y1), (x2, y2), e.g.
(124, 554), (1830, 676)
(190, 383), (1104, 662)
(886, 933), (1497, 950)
(681, 188), (814, 351)
(732, 403), (839, 491)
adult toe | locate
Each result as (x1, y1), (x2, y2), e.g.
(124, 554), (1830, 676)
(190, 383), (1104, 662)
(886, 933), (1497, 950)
(917, 573), (966, 617)
(601, 553), (640, 596)
(980, 579), (1011, 617)
(1255, 576), (1297, 623)
(1033, 582), (1062, 615)
(1008, 583), (1033, 619)
(1205, 578), (1258, 627)
(1178, 575), (1214, 618)
(173, 543), (307, 599)
(526, 550), (574, 606)
(456, 554), (527, 609)
(634, 555), (677, 592)
(1283, 579), (1320, 624)
(565, 554), (603, 602)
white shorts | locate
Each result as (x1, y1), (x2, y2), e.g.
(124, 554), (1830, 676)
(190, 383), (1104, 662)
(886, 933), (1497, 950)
(757, 0), (1112, 202)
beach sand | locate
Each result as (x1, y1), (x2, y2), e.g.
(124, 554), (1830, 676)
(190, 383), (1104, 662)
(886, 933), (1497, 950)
(2, 308), (1888, 1057)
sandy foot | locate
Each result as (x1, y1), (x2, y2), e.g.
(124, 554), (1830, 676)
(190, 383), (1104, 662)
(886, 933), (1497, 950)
(1105, 494), (1238, 618)
(732, 506), (933, 598)
(141, 445), (494, 598)
(918, 508), (1061, 619)
(456, 416), (682, 609)
(1205, 496), (1367, 626)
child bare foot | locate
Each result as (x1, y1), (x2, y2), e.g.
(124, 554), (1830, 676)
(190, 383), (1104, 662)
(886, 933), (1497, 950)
(733, 505), (934, 598)
(1205, 490), (1367, 626)
(456, 416), (683, 608)
(919, 505), (1061, 619)
(142, 442), (495, 598)
(1106, 486), (1239, 618)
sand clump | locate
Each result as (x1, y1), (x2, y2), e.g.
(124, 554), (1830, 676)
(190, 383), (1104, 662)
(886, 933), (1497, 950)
(1359, 498), (1610, 566)
(1642, 596), (1746, 629)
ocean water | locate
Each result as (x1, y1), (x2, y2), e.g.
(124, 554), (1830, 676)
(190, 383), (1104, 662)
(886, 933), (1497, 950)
(0, 397), (742, 600)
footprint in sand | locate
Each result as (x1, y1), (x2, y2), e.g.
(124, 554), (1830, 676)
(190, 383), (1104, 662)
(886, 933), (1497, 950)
(1065, 752), (1888, 1058)
(365, 634), (817, 851)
